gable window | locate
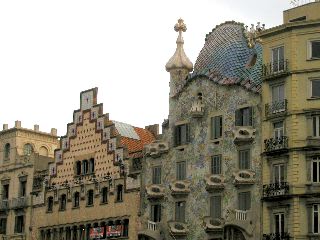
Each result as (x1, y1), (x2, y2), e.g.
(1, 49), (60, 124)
(73, 192), (80, 208)
(0, 218), (6, 234)
(313, 116), (320, 137)
(4, 143), (10, 160)
(47, 197), (53, 212)
(14, 215), (24, 233)
(150, 204), (161, 222)
(274, 212), (285, 234)
(313, 204), (320, 233)
(87, 190), (94, 206)
(312, 157), (320, 183)
(238, 192), (251, 211)
(152, 166), (161, 184)
(59, 194), (66, 211)
(272, 46), (285, 72)
(101, 187), (108, 203)
(211, 155), (221, 174)
(239, 149), (250, 170)
(116, 185), (123, 202)
(310, 40), (320, 59)
(175, 201), (186, 222)
(211, 116), (223, 139)
(235, 107), (253, 126)
(176, 161), (186, 180)
(175, 124), (189, 146)
(311, 80), (320, 98)
(210, 196), (222, 219)
(23, 144), (33, 156)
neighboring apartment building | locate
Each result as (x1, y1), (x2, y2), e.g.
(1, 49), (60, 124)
(32, 88), (156, 240)
(260, 1), (320, 240)
(138, 19), (263, 240)
(0, 122), (59, 240)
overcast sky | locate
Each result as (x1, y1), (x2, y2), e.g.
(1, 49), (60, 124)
(0, 0), (293, 136)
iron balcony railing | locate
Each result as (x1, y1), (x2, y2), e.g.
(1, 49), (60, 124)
(265, 100), (288, 118)
(262, 232), (290, 240)
(264, 136), (288, 152)
(263, 59), (289, 79)
(263, 182), (289, 198)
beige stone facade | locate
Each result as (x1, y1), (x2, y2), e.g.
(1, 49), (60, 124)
(0, 122), (59, 240)
(32, 88), (155, 240)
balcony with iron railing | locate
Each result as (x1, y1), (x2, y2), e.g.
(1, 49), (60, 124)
(262, 232), (290, 240)
(265, 100), (288, 118)
(263, 59), (289, 80)
(0, 200), (9, 211)
(263, 182), (290, 199)
(264, 136), (288, 154)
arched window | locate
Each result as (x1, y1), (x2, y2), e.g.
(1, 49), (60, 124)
(76, 161), (81, 175)
(82, 160), (88, 175)
(60, 194), (66, 211)
(23, 144), (33, 156)
(4, 143), (10, 159)
(73, 192), (80, 208)
(39, 146), (48, 156)
(89, 158), (95, 173)
(116, 185), (123, 202)
(101, 187), (108, 203)
(47, 196), (53, 212)
(87, 190), (94, 206)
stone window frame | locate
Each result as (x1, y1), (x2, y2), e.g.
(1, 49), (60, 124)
(23, 143), (34, 156)
(307, 39), (320, 60)
(209, 193), (222, 219)
(3, 143), (10, 161)
(86, 189), (94, 207)
(174, 120), (190, 148)
(0, 217), (7, 234)
(308, 77), (320, 100)
(267, 155), (289, 184)
(46, 196), (54, 212)
(236, 144), (252, 170)
(267, 116), (287, 139)
(306, 198), (320, 236)
(267, 203), (290, 234)
(270, 44), (285, 73)
(237, 190), (251, 211)
(73, 191), (80, 208)
(150, 202), (162, 223)
(235, 106), (254, 127)
(211, 154), (222, 175)
(306, 151), (320, 185)
(176, 160), (187, 181)
(210, 115), (223, 141)
(306, 110), (320, 139)
(175, 200), (186, 223)
(152, 166), (162, 185)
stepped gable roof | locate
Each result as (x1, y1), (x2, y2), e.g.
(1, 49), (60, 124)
(191, 21), (263, 93)
(113, 121), (155, 158)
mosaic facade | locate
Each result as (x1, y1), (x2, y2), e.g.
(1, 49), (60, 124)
(139, 21), (263, 240)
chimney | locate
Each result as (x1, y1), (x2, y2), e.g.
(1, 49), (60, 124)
(34, 124), (39, 131)
(3, 124), (8, 130)
(145, 124), (159, 138)
(15, 120), (21, 128)
(51, 128), (57, 136)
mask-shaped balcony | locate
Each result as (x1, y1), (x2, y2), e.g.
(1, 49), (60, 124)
(145, 184), (165, 200)
(205, 175), (225, 192)
(203, 217), (225, 234)
(145, 141), (169, 158)
(233, 170), (256, 186)
(168, 221), (188, 237)
(190, 99), (205, 118)
(170, 180), (191, 197)
(233, 126), (256, 145)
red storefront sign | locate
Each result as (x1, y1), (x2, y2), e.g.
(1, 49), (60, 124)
(106, 225), (122, 237)
(89, 227), (105, 239)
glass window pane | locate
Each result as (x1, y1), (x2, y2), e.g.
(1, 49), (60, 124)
(312, 80), (320, 98)
(312, 41), (320, 59)
(313, 161), (318, 182)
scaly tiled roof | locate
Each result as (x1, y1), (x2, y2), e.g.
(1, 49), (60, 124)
(191, 21), (263, 93)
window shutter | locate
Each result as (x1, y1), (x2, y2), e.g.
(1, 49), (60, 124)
(211, 117), (215, 139)
(174, 127), (179, 146)
(219, 116), (223, 137)
(249, 107), (253, 126)
(211, 196), (221, 218)
(235, 109), (241, 126)
(186, 124), (190, 143)
(245, 192), (251, 210)
(151, 205), (155, 221)
(239, 193), (245, 210)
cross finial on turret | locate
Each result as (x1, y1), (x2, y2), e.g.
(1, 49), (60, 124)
(174, 18), (187, 33)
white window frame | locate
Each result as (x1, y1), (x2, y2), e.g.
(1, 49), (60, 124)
(271, 46), (285, 73)
(273, 121), (284, 139)
(313, 115), (320, 137)
(273, 164), (285, 184)
(274, 212), (285, 234)
(308, 40), (320, 60)
(313, 204), (320, 234)
(310, 79), (320, 98)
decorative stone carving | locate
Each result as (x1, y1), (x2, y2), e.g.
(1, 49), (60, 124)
(233, 170), (256, 186)
(170, 180), (191, 197)
(203, 217), (225, 233)
(190, 99), (204, 118)
(233, 126), (256, 144)
(168, 221), (188, 236)
(145, 184), (165, 199)
(145, 141), (169, 158)
(205, 175), (225, 192)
